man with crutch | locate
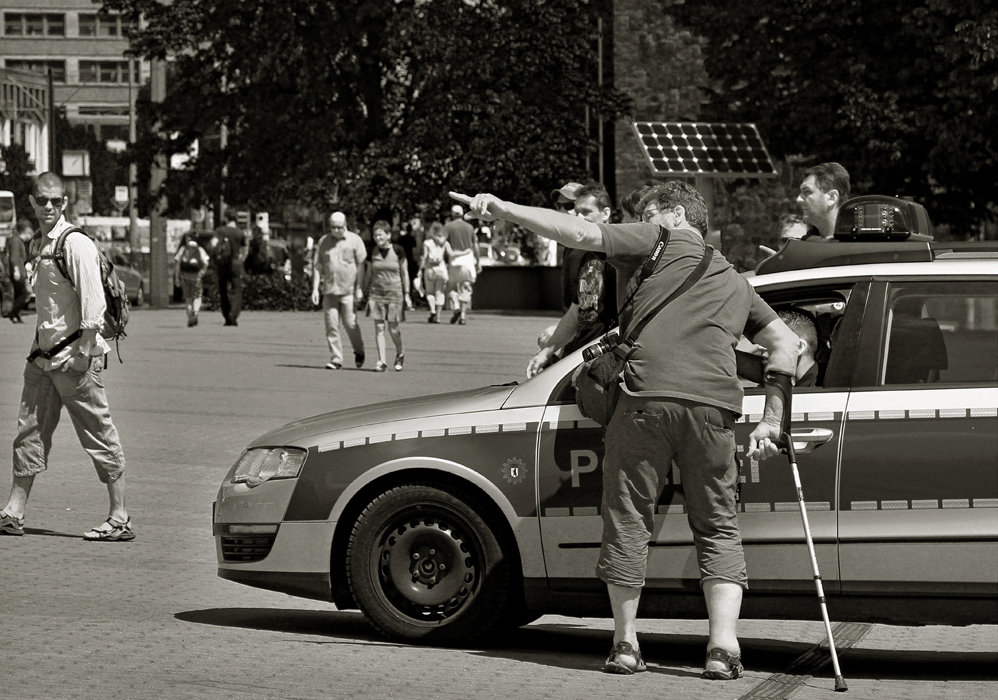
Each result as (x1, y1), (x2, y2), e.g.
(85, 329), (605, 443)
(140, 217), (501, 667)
(451, 183), (800, 680)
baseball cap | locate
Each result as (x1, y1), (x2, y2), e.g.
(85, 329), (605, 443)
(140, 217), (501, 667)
(551, 182), (582, 204)
(451, 204), (464, 216)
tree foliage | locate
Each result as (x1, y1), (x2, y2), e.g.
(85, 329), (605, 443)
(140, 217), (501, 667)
(669, 0), (997, 235)
(103, 0), (631, 222)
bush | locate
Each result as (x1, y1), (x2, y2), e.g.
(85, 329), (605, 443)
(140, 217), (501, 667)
(201, 269), (316, 312)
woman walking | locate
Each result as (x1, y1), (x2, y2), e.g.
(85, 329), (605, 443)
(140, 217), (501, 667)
(358, 221), (411, 371)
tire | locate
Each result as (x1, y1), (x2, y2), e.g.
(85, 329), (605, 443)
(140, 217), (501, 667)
(133, 284), (144, 307)
(346, 482), (515, 645)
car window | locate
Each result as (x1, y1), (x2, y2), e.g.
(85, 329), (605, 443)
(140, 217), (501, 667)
(751, 282), (862, 389)
(881, 280), (998, 386)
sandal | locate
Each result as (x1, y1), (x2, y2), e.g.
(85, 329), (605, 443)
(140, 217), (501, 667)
(702, 647), (743, 680)
(602, 641), (647, 675)
(84, 517), (135, 542)
(0, 510), (25, 536)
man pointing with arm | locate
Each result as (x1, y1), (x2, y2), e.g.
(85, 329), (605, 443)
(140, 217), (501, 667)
(450, 184), (798, 680)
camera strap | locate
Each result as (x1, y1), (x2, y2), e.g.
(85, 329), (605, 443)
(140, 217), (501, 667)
(618, 242), (713, 352)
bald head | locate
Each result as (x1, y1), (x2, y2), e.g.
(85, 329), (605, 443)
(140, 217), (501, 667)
(33, 171), (65, 198)
(329, 212), (347, 238)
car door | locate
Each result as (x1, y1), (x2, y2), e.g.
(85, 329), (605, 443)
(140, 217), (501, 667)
(535, 280), (864, 593)
(838, 278), (998, 605)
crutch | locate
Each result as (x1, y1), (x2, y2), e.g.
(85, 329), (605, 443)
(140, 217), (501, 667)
(782, 434), (848, 692)
(767, 369), (847, 692)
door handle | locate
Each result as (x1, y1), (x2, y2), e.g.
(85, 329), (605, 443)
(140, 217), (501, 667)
(790, 427), (834, 454)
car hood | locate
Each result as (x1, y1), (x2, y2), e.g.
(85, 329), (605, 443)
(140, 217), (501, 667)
(248, 383), (518, 448)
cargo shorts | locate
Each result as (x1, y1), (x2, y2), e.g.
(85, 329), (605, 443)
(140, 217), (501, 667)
(596, 393), (748, 590)
(13, 359), (127, 484)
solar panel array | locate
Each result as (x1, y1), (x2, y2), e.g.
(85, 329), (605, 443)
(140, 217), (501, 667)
(632, 122), (778, 178)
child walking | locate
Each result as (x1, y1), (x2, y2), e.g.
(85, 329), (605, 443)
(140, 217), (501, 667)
(359, 221), (411, 371)
(418, 221), (450, 323)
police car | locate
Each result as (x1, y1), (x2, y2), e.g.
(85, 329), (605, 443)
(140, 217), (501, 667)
(214, 196), (998, 644)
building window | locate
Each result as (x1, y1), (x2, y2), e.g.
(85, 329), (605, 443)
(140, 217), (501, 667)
(78, 13), (123, 37)
(3, 12), (66, 36)
(79, 60), (130, 84)
(4, 59), (66, 83)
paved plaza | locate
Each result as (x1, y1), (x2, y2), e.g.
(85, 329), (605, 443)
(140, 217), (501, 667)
(1, 308), (995, 700)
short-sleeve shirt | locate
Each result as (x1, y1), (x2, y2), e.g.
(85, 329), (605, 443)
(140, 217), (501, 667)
(599, 223), (778, 414)
(443, 219), (476, 253)
(314, 230), (368, 295)
(562, 249), (617, 356)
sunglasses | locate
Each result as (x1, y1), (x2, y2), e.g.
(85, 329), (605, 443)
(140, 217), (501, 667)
(34, 196), (65, 207)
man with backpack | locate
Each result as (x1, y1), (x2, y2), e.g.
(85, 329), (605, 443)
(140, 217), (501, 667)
(212, 209), (247, 326)
(0, 172), (134, 541)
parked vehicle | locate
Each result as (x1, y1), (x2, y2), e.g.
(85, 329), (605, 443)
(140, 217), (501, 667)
(214, 212), (998, 644)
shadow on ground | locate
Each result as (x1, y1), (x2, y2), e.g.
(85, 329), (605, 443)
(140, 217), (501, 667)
(174, 608), (997, 682)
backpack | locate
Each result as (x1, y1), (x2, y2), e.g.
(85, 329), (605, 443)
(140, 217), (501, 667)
(179, 243), (205, 274)
(42, 227), (130, 363)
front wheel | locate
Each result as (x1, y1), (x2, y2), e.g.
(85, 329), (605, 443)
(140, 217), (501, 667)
(346, 482), (516, 645)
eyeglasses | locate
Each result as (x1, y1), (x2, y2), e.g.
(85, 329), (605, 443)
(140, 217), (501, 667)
(641, 208), (659, 222)
(34, 196), (64, 207)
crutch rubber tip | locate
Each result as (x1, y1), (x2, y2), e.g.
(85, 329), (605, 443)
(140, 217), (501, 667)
(834, 675), (848, 692)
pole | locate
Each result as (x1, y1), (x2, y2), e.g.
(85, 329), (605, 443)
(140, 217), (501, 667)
(48, 69), (56, 173)
(128, 59), (138, 254)
(148, 59), (169, 308)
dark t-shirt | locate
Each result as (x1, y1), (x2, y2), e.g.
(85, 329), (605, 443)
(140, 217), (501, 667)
(600, 223), (778, 414)
(443, 219), (476, 253)
(562, 251), (617, 355)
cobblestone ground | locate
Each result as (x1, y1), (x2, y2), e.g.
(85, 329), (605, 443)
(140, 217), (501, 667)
(1, 308), (995, 700)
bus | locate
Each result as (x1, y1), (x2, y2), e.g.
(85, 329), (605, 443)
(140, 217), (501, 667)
(0, 190), (15, 238)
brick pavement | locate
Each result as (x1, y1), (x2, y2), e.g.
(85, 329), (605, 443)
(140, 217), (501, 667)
(1, 308), (995, 700)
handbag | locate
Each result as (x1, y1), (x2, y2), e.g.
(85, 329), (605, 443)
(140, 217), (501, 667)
(575, 233), (713, 426)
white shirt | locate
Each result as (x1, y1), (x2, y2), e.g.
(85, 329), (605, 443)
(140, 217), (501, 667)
(29, 217), (109, 370)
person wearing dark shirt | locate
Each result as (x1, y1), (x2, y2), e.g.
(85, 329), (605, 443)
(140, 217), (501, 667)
(797, 163), (850, 240)
(527, 183), (617, 377)
(211, 209), (247, 326)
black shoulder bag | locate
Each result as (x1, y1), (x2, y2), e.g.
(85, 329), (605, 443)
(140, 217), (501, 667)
(575, 231), (713, 426)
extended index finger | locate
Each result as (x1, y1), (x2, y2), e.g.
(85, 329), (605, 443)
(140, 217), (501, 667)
(448, 191), (473, 206)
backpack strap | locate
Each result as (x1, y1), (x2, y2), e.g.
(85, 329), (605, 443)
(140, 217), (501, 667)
(38, 226), (89, 288)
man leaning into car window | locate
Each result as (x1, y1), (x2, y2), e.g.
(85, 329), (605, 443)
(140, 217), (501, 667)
(450, 182), (799, 681)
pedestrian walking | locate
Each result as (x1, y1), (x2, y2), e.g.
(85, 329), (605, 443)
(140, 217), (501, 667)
(418, 221), (450, 323)
(174, 232), (210, 327)
(311, 211), (367, 370)
(0, 172), (133, 541)
(359, 220), (411, 371)
(211, 209), (247, 326)
(450, 181), (799, 680)
(5, 219), (33, 323)
(443, 204), (479, 325)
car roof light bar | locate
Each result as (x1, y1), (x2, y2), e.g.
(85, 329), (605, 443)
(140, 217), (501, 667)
(756, 239), (934, 275)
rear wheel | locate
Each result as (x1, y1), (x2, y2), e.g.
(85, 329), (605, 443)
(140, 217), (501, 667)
(346, 482), (515, 645)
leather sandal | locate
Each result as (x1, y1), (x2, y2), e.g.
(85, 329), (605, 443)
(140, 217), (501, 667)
(0, 510), (25, 536)
(83, 517), (135, 542)
(602, 641), (647, 674)
(702, 647), (743, 680)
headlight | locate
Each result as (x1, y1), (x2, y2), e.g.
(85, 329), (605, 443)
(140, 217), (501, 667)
(232, 447), (307, 487)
